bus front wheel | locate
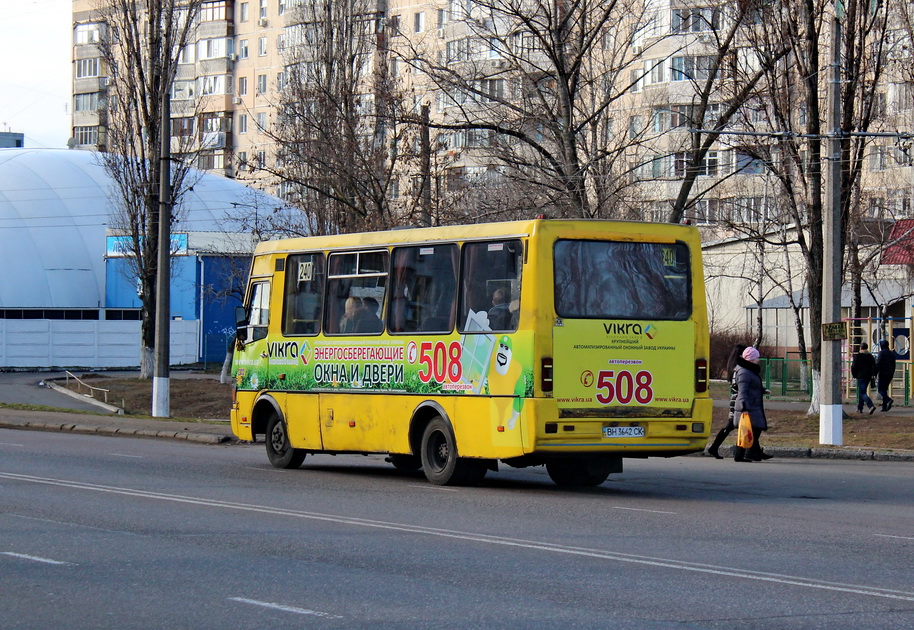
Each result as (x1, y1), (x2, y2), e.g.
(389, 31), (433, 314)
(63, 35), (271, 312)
(420, 416), (486, 486)
(545, 459), (613, 487)
(265, 412), (306, 469)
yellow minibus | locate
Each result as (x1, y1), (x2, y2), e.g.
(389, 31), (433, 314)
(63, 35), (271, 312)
(231, 219), (711, 486)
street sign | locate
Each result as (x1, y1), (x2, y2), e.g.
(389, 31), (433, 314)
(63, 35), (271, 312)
(821, 321), (848, 341)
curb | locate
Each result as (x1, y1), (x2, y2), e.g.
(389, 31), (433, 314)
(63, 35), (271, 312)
(0, 419), (234, 445)
(701, 445), (914, 462)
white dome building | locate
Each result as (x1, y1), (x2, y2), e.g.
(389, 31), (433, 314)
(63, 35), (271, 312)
(0, 148), (287, 367)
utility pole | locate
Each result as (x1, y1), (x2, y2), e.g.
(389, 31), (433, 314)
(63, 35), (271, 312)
(152, 93), (172, 417)
(820, 0), (844, 444)
(418, 103), (432, 227)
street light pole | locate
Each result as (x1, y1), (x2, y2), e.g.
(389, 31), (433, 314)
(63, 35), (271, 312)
(152, 92), (171, 418)
(820, 2), (844, 444)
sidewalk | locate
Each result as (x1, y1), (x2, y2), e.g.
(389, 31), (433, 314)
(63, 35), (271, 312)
(1, 371), (913, 460)
(0, 407), (235, 445)
(0, 370), (236, 445)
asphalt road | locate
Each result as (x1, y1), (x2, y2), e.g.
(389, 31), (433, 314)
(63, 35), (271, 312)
(1, 429), (913, 629)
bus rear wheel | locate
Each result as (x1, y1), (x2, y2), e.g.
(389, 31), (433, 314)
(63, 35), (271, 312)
(546, 459), (612, 487)
(420, 416), (486, 486)
(265, 412), (306, 469)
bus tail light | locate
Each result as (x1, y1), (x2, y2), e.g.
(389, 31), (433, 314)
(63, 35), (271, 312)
(695, 359), (708, 393)
(541, 357), (553, 393)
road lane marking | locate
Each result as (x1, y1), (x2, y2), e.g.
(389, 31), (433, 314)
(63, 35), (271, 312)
(0, 442), (25, 447)
(612, 506), (677, 514)
(3, 471), (914, 603)
(408, 484), (459, 492)
(9, 513), (143, 536)
(1, 551), (70, 565)
(875, 533), (914, 541)
(229, 597), (342, 618)
(107, 453), (143, 459)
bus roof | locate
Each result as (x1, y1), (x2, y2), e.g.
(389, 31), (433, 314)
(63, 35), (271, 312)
(251, 219), (700, 256)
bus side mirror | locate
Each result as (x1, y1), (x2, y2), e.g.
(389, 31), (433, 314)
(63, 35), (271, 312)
(235, 306), (248, 327)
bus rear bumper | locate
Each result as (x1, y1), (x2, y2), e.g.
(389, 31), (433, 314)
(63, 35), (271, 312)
(523, 396), (712, 456)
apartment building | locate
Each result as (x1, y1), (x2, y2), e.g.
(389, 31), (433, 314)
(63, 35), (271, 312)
(71, 0), (914, 225)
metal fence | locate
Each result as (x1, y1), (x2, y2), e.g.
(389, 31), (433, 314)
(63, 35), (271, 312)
(759, 357), (909, 405)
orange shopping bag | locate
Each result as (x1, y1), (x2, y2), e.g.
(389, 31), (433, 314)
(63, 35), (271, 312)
(736, 412), (754, 449)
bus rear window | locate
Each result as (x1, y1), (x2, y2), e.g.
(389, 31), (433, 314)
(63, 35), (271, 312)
(554, 240), (691, 320)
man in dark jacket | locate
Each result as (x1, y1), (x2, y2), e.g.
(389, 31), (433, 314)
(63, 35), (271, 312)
(850, 342), (877, 414)
(874, 339), (897, 412)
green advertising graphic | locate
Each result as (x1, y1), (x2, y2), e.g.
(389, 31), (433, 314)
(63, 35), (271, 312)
(233, 311), (534, 406)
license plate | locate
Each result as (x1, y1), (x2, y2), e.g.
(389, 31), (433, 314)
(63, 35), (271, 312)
(602, 426), (645, 438)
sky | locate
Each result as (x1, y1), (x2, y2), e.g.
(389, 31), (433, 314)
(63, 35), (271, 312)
(0, 0), (72, 148)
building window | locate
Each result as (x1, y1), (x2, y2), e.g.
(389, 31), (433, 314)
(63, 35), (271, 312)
(260, 0), (267, 18)
(238, 39), (249, 59)
(73, 126), (99, 145)
(278, 0), (286, 15)
(74, 23), (101, 44)
(240, 2), (249, 21)
(238, 114), (248, 133)
(199, 75), (227, 95)
(200, 1), (228, 21)
(74, 92), (101, 112)
(671, 55), (714, 82)
(628, 115), (642, 140)
(674, 151), (719, 177)
(734, 149), (766, 175)
(198, 150), (226, 170)
(258, 37), (268, 56)
(75, 58), (100, 78)
(414, 11), (425, 32)
(643, 59), (665, 85)
(171, 117), (195, 136)
(256, 150), (266, 167)
(178, 43), (195, 64)
(257, 74), (267, 93)
(257, 112), (267, 130)
(276, 71), (285, 90)
(237, 151), (248, 167)
(172, 80), (196, 100)
(238, 76), (248, 95)
(671, 7), (720, 33)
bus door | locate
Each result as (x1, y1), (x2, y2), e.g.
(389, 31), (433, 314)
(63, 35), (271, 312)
(234, 279), (272, 393)
(551, 239), (697, 424)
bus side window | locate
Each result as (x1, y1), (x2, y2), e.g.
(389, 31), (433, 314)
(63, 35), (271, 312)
(325, 250), (388, 335)
(283, 253), (325, 336)
(458, 240), (522, 333)
(389, 244), (458, 333)
(240, 281), (270, 344)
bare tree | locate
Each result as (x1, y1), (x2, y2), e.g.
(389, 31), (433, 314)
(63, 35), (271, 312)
(246, 0), (416, 235)
(397, 0), (664, 218)
(96, 0), (202, 376)
(719, 0), (892, 412)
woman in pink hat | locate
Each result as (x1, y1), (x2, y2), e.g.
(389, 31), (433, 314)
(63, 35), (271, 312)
(732, 346), (772, 462)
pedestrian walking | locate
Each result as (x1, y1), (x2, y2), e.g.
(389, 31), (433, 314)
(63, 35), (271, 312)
(732, 346), (772, 462)
(706, 343), (746, 459)
(875, 339), (897, 412)
(850, 342), (877, 415)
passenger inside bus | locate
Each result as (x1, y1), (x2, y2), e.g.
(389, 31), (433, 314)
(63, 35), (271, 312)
(487, 288), (512, 330)
(339, 297), (363, 333)
(355, 296), (384, 333)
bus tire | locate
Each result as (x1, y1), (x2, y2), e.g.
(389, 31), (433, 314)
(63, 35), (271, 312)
(545, 459), (611, 487)
(420, 416), (486, 486)
(265, 412), (306, 469)
(387, 454), (422, 472)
